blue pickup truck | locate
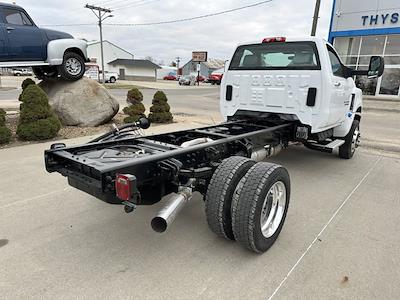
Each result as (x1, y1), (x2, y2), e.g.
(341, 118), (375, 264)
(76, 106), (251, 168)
(0, 2), (89, 81)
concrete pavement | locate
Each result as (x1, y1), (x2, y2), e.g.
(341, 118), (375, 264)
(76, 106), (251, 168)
(0, 122), (399, 299)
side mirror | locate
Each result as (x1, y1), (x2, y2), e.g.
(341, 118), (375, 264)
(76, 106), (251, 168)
(368, 56), (384, 78)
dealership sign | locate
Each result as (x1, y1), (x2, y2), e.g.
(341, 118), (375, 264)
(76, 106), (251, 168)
(362, 12), (399, 26)
(192, 51), (208, 62)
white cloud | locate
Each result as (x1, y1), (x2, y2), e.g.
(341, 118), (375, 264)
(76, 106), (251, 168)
(12, 0), (334, 64)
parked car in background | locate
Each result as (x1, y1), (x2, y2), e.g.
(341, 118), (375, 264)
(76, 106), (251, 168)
(208, 68), (224, 85)
(163, 74), (177, 81)
(0, 2), (89, 81)
(197, 75), (206, 82)
(100, 71), (119, 83)
(12, 68), (33, 76)
(179, 75), (196, 86)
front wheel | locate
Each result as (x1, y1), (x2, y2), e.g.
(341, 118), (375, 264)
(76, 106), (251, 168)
(232, 162), (290, 253)
(109, 77), (116, 83)
(58, 51), (86, 81)
(339, 120), (360, 159)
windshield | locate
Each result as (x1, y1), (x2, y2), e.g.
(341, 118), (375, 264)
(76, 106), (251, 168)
(229, 41), (321, 70)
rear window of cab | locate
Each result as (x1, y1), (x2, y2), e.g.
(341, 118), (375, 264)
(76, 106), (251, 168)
(229, 41), (321, 71)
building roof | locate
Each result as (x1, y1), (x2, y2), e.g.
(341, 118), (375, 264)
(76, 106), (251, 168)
(108, 59), (161, 69)
(202, 58), (226, 69)
(182, 58), (226, 70)
(87, 40), (134, 57)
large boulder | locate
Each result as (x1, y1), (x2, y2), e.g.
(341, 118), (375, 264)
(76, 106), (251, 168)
(39, 77), (119, 127)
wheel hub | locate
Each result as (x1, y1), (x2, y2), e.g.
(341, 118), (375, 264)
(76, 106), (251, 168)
(351, 125), (360, 154)
(65, 57), (82, 76)
(260, 181), (286, 238)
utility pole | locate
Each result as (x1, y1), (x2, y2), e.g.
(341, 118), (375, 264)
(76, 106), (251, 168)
(176, 56), (181, 75)
(85, 4), (113, 84)
(311, 0), (321, 36)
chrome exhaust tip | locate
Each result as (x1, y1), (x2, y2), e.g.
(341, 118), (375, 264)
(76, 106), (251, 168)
(151, 187), (192, 233)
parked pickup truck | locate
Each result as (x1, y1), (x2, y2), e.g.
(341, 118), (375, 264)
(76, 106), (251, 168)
(0, 2), (89, 81)
(44, 37), (383, 254)
(100, 71), (119, 83)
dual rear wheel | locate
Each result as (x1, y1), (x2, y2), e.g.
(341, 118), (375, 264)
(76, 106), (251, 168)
(205, 156), (290, 253)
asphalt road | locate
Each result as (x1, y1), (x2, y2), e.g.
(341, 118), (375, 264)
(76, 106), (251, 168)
(1, 124), (400, 299)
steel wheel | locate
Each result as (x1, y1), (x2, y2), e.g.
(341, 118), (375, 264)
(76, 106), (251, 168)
(65, 57), (82, 76)
(351, 124), (360, 155)
(339, 120), (360, 159)
(260, 181), (287, 238)
(232, 162), (290, 253)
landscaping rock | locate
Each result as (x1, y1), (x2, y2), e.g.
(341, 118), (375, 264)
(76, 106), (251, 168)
(39, 77), (119, 127)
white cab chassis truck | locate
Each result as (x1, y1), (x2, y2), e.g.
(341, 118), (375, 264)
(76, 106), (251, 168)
(221, 36), (384, 159)
(44, 37), (384, 254)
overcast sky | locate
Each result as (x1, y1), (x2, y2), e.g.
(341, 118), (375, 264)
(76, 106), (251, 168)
(9, 0), (334, 65)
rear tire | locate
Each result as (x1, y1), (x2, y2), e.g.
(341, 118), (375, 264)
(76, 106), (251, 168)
(110, 77), (116, 83)
(339, 120), (360, 159)
(205, 156), (256, 240)
(58, 51), (86, 81)
(232, 162), (290, 253)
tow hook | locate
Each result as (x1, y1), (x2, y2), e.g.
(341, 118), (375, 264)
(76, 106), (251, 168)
(122, 201), (136, 213)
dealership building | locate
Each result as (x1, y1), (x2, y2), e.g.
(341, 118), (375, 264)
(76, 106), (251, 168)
(329, 0), (400, 98)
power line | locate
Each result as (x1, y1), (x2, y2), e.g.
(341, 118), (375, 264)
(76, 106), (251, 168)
(113, 0), (161, 10)
(107, 0), (273, 26)
(41, 0), (273, 27)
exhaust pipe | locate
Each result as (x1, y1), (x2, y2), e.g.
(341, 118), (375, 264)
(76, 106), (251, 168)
(151, 187), (193, 233)
(251, 145), (283, 162)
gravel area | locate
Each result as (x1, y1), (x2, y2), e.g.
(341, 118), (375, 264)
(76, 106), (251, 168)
(1, 113), (126, 149)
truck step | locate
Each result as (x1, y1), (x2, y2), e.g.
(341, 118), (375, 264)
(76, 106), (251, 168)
(304, 139), (345, 153)
(325, 139), (345, 149)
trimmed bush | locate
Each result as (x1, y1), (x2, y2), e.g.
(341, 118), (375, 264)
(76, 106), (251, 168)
(148, 91), (173, 123)
(0, 108), (11, 144)
(0, 108), (6, 125)
(126, 88), (143, 105)
(17, 85), (61, 141)
(123, 88), (146, 124)
(19, 78), (36, 102)
(21, 78), (36, 90)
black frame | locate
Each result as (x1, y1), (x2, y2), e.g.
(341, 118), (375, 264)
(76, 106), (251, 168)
(45, 119), (292, 205)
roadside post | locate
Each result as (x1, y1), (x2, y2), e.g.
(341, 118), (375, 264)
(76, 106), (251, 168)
(192, 51), (207, 87)
(197, 63), (201, 86)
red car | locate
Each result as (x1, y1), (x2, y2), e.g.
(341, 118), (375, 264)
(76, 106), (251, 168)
(163, 75), (177, 80)
(197, 75), (206, 82)
(208, 68), (224, 85)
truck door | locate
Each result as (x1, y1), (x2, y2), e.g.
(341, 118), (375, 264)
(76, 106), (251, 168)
(326, 45), (352, 126)
(2, 7), (45, 61)
(0, 8), (9, 60)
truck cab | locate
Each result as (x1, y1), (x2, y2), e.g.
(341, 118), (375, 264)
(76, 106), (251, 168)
(221, 37), (384, 148)
(0, 2), (89, 81)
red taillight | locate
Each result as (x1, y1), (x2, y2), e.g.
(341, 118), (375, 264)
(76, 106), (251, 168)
(115, 174), (136, 201)
(262, 37), (286, 43)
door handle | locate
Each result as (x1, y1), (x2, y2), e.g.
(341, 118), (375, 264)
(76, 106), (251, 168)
(334, 82), (341, 87)
(6, 27), (15, 31)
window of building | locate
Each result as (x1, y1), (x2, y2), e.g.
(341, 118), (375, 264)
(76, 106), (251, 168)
(384, 35), (400, 55)
(334, 37), (361, 56)
(334, 34), (400, 97)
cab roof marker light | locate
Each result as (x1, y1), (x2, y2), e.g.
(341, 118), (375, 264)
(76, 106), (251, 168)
(262, 37), (286, 43)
